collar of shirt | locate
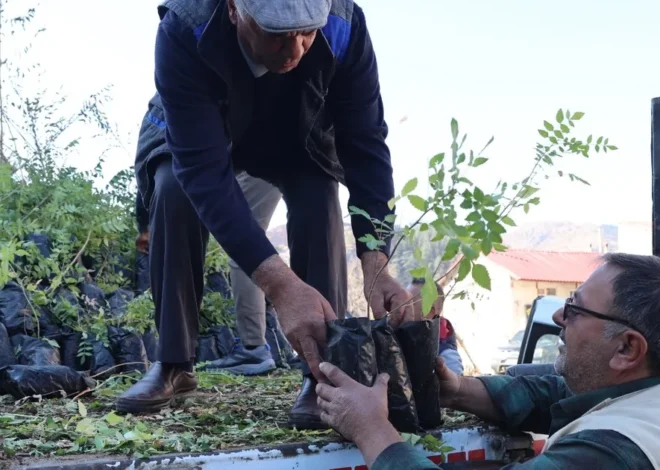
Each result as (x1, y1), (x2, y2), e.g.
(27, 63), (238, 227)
(548, 376), (660, 435)
(237, 38), (268, 78)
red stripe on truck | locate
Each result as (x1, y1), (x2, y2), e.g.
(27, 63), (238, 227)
(427, 455), (444, 464)
(447, 452), (467, 463)
(468, 449), (486, 461)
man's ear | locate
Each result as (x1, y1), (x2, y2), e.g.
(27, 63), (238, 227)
(610, 330), (649, 372)
(227, 0), (238, 25)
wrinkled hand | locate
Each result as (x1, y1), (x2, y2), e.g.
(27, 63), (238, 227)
(361, 252), (414, 327)
(270, 277), (337, 382)
(316, 362), (391, 441)
(435, 356), (462, 407)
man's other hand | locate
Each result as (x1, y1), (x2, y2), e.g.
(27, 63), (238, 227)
(361, 251), (414, 326)
(253, 255), (337, 382)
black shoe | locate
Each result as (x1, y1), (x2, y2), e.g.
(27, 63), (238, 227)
(287, 376), (329, 430)
(198, 342), (276, 376)
(115, 362), (197, 414)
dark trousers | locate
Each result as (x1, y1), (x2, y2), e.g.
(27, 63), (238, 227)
(149, 157), (347, 373)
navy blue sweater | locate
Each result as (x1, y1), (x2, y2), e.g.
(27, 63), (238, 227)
(154, 4), (394, 276)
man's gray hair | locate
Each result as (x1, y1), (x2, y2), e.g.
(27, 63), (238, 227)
(602, 253), (660, 373)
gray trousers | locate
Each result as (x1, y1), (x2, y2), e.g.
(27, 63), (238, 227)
(229, 172), (281, 347)
(149, 157), (347, 368)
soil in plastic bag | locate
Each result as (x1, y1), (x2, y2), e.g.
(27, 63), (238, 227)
(395, 318), (443, 430)
(37, 306), (62, 342)
(25, 233), (52, 258)
(89, 337), (116, 380)
(204, 272), (231, 298)
(107, 289), (135, 318)
(10, 334), (60, 366)
(142, 329), (158, 362)
(372, 317), (419, 432)
(79, 282), (107, 314)
(0, 323), (17, 367)
(108, 326), (147, 374)
(325, 317), (377, 387)
(135, 251), (150, 295)
(0, 282), (35, 336)
(196, 334), (220, 363)
(210, 325), (235, 358)
(0, 365), (88, 399)
(58, 329), (91, 371)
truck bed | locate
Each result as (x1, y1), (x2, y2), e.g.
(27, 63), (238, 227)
(0, 369), (514, 470)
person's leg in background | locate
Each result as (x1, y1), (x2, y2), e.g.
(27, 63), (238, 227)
(203, 171), (283, 375)
(116, 156), (207, 413)
(277, 168), (348, 429)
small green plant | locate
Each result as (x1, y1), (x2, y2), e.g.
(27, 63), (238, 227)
(200, 292), (235, 334)
(351, 110), (617, 316)
(122, 292), (156, 336)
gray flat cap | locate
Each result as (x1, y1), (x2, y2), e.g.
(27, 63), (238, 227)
(235, 0), (332, 33)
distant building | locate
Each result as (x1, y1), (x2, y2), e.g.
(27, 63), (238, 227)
(444, 250), (601, 374)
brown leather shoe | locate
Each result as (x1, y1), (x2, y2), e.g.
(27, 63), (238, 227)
(115, 362), (197, 414)
(287, 376), (329, 430)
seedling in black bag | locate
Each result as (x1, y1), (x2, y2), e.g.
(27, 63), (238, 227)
(324, 317), (377, 387)
(396, 317), (444, 430)
(372, 316), (420, 432)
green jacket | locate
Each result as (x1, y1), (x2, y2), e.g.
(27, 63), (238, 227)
(372, 375), (660, 470)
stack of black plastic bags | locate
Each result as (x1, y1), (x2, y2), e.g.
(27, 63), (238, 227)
(325, 316), (443, 432)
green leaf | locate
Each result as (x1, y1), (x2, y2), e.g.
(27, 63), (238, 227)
(472, 264), (492, 290)
(94, 436), (105, 451)
(78, 400), (87, 418)
(466, 211), (481, 222)
(409, 267), (427, 278)
(408, 195), (427, 211)
(502, 216), (516, 227)
(482, 236), (493, 255)
(556, 109), (564, 123)
(430, 153), (445, 167)
(349, 206), (371, 220)
(472, 157), (488, 167)
(419, 223), (429, 232)
(461, 244), (479, 260)
(543, 121), (554, 131)
(457, 258), (471, 281)
(421, 270), (439, 316)
(482, 210), (498, 222)
(597, 136), (603, 145)
(524, 203), (530, 214)
(451, 119), (459, 140)
(414, 246), (423, 261)
(520, 186), (539, 198)
(572, 111), (585, 120)
(460, 198), (473, 210)
(401, 178), (418, 197)
(587, 135), (593, 144)
(560, 124), (570, 133)
(442, 239), (461, 261)
(493, 243), (508, 252)
(387, 197), (398, 210)
(457, 153), (466, 164)
(538, 129), (549, 138)
(384, 214), (397, 224)
(607, 145), (618, 151)
(473, 187), (485, 202)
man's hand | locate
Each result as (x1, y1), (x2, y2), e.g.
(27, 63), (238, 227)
(435, 356), (462, 407)
(316, 362), (402, 467)
(361, 251), (414, 327)
(253, 255), (337, 382)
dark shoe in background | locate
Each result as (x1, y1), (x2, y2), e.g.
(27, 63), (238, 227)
(115, 362), (197, 414)
(287, 375), (329, 430)
(198, 342), (276, 376)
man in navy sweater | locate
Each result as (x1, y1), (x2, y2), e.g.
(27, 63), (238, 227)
(119, 0), (412, 429)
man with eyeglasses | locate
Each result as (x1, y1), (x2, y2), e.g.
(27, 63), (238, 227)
(313, 253), (660, 469)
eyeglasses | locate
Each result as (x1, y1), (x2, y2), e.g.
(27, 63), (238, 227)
(563, 301), (643, 335)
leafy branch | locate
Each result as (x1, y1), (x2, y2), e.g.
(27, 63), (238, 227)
(351, 110), (616, 316)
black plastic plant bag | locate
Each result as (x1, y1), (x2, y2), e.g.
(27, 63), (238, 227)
(0, 282), (35, 336)
(325, 317), (377, 387)
(0, 323), (17, 367)
(58, 329), (90, 371)
(196, 334), (220, 363)
(89, 338), (116, 380)
(0, 365), (88, 399)
(108, 326), (147, 374)
(395, 318), (443, 430)
(142, 329), (158, 362)
(37, 306), (62, 342)
(372, 317), (419, 432)
(79, 282), (107, 314)
(10, 334), (60, 366)
(211, 325), (236, 358)
(135, 251), (151, 295)
(107, 288), (135, 318)
(204, 272), (231, 298)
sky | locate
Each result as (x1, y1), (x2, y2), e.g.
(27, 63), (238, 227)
(8, 0), (660, 229)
